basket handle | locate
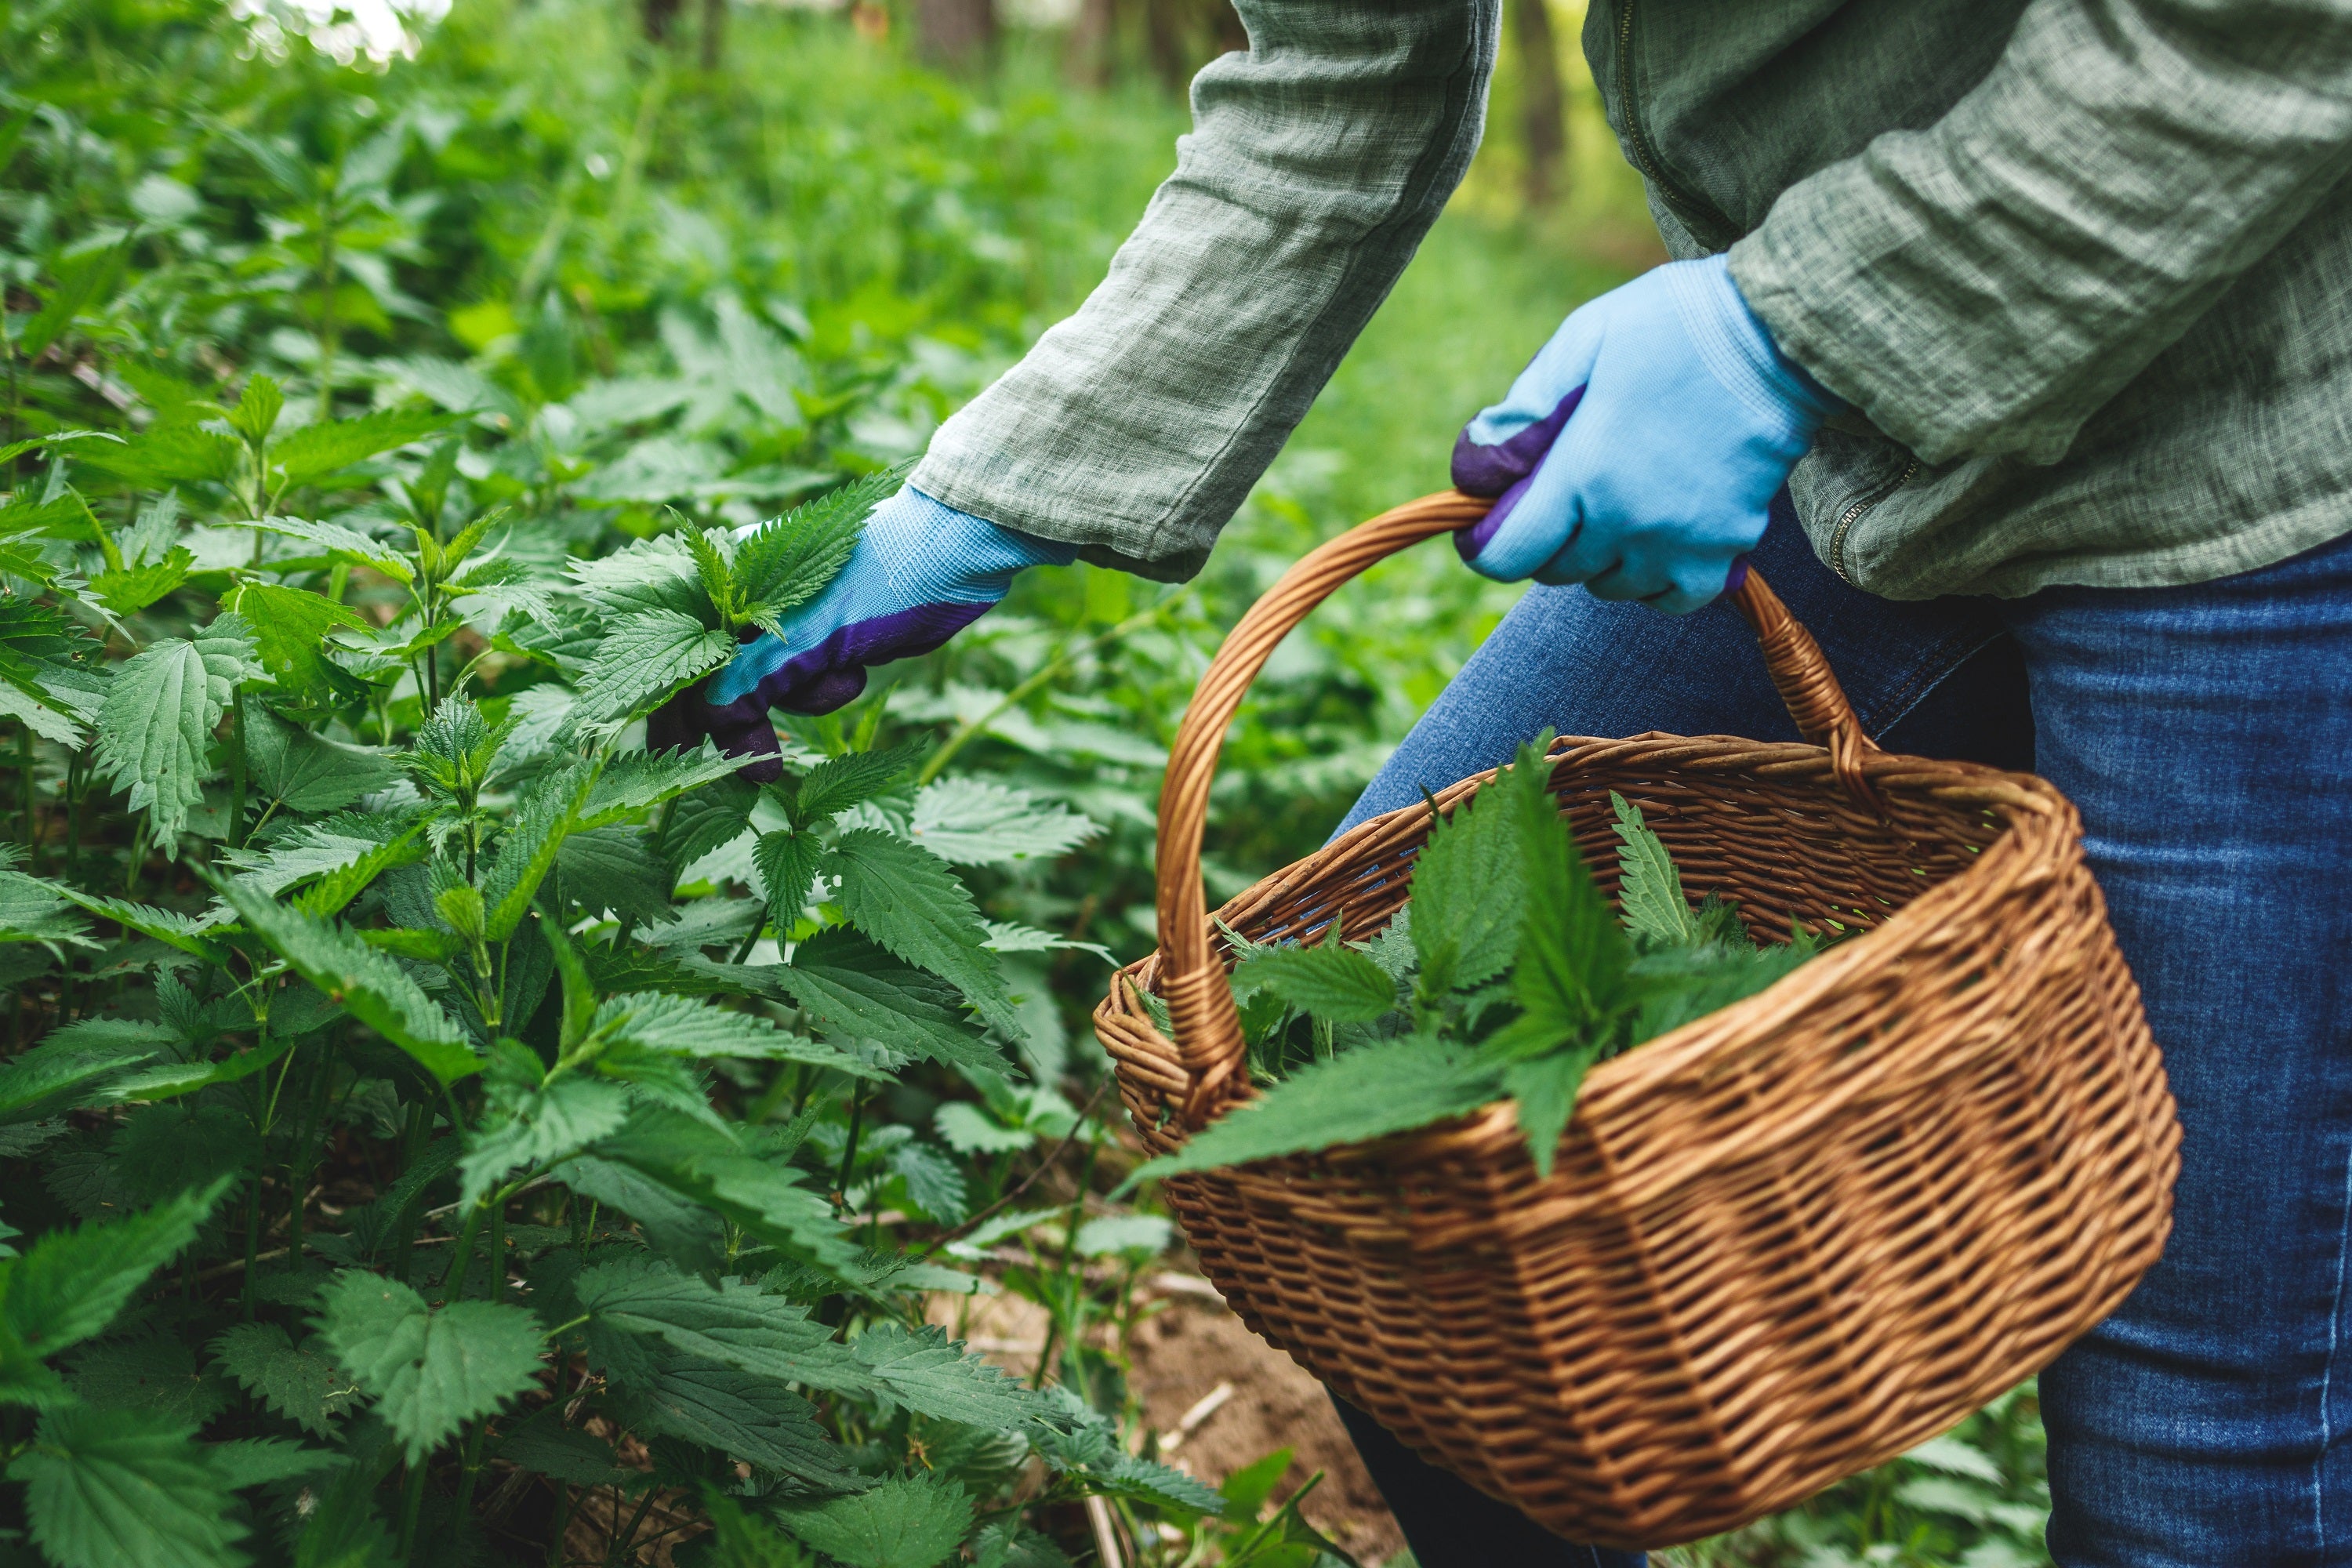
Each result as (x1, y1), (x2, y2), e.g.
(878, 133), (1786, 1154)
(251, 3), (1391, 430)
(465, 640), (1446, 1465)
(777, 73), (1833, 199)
(1152, 489), (1880, 1118)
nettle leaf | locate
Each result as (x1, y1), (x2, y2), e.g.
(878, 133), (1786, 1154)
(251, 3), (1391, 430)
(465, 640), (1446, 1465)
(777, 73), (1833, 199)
(313, 1274), (545, 1461)
(267, 406), (457, 489)
(827, 829), (1022, 1040)
(908, 778), (1098, 867)
(223, 884), (479, 1084)
(565, 534), (706, 621)
(481, 760), (597, 942)
(1232, 939), (1397, 1025)
(0, 1178), (232, 1406)
(578, 744), (740, 829)
(754, 828), (824, 925)
(663, 775), (757, 875)
(0, 1029), (163, 1123)
(555, 826), (675, 927)
(782, 929), (1005, 1078)
(226, 583), (370, 703)
(1124, 1037), (1500, 1187)
(575, 1258), (860, 1392)
(56, 891), (230, 963)
(209, 1323), (361, 1437)
(459, 1076), (632, 1207)
(1611, 791), (1697, 948)
(248, 517), (415, 584)
(559, 1157), (727, 1279)
(493, 1409), (627, 1488)
(9, 1405), (245, 1568)
(88, 545), (193, 616)
(592, 992), (879, 1076)
(782, 740), (927, 830)
(93, 615), (263, 844)
(74, 425), (239, 488)
(734, 466), (896, 618)
(223, 817), (420, 902)
(1480, 741), (1633, 1066)
(773, 1472), (974, 1568)
(573, 610), (733, 724)
(593, 1109), (858, 1277)
(66, 1334), (229, 1428)
(633, 1357), (857, 1487)
(851, 1322), (1057, 1431)
(204, 1436), (342, 1490)
(242, 704), (396, 813)
(1408, 775), (1533, 1002)
(0, 869), (98, 950)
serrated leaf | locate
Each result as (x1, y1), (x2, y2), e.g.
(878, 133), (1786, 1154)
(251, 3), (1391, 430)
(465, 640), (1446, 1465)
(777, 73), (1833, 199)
(67, 1335), (230, 1428)
(1408, 773), (1532, 1001)
(851, 1322), (1055, 1430)
(593, 1109), (858, 1278)
(106, 1030), (295, 1104)
(1086, 1453), (1228, 1517)
(313, 1274), (544, 1461)
(773, 1472), (973, 1568)
(492, 1408), (627, 1487)
(754, 828), (823, 925)
(0, 1178), (233, 1403)
(591, 992), (877, 1075)
(209, 1323), (361, 1437)
(564, 534), (707, 621)
(205, 1436), (343, 1490)
(1479, 740), (1634, 1066)
(226, 583), (370, 703)
(734, 469), (895, 618)
(241, 705), (397, 813)
(884, 1141), (965, 1224)
(574, 1258), (861, 1391)
(1503, 1049), (1599, 1181)
(74, 424), (240, 488)
(1232, 940), (1396, 1025)
(481, 760), (597, 941)
(663, 775), (758, 877)
(221, 883), (478, 1084)
(9, 1405), (245, 1568)
(908, 779), (1098, 867)
(0, 869), (98, 949)
(633, 1357), (858, 1487)
(828, 829), (1021, 1039)
(55, 891), (229, 962)
(782, 740), (927, 829)
(88, 546), (193, 615)
(1124, 1038), (1500, 1187)
(1610, 792), (1697, 948)
(1071, 1214), (1172, 1258)
(781, 929), (1005, 1077)
(578, 744), (741, 829)
(246, 517), (414, 584)
(558, 1157), (726, 1279)
(267, 407), (457, 489)
(459, 1076), (632, 1207)
(0, 1029), (162, 1123)
(933, 1103), (1033, 1156)
(573, 609), (733, 724)
(94, 618), (263, 844)
(554, 826), (675, 926)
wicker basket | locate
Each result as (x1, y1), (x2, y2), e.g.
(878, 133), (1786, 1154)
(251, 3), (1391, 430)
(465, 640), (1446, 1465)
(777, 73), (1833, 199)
(1093, 491), (2180, 1549)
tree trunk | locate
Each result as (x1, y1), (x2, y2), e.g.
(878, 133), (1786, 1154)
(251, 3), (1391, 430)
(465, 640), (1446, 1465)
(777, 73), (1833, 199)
(641, 0), (682, 44)
(1067, 0), (1116, 88)
(698, 0), (724, 69)
(1513, 0), (1566, 209)
(916, 0), (995, 68)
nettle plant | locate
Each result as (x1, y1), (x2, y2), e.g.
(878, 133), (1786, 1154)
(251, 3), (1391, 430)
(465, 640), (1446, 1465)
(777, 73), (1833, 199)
(0, 388), (1223, 1568)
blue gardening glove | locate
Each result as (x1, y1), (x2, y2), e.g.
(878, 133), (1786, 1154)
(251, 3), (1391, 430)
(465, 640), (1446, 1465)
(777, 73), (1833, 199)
(1450, 254), (1840, 615)
(649, 487), (1074, 781)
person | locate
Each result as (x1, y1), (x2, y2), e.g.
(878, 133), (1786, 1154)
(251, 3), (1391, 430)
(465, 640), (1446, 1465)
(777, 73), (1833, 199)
(666, 4), (2352, 1563)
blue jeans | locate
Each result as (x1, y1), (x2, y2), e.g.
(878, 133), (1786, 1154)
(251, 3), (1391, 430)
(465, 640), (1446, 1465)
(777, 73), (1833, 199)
(1328, 498), (2352, 1567)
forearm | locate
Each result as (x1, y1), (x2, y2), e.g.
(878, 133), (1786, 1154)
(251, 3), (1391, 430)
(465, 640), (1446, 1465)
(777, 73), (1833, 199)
(913, 0), (1497, 581)
(1730, 0), (2352, 466)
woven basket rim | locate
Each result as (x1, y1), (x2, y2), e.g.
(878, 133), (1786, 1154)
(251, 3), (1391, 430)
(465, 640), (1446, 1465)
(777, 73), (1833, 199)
(1107, 728), (2072, 1196)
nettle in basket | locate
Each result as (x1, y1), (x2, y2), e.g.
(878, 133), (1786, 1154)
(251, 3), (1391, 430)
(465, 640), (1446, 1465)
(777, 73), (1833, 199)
(0, 426), (1219, 1568)
(1129, 736), (1828, 1187)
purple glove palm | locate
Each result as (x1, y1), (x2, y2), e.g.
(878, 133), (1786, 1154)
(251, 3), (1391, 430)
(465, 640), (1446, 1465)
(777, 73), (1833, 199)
(651, 487), (1074, 781)
(1452, 255), (1839, 615)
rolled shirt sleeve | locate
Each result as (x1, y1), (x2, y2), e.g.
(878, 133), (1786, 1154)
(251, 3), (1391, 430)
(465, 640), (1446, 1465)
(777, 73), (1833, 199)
(913, 0), (1497, 581)
(1728, 0), (2352, 470)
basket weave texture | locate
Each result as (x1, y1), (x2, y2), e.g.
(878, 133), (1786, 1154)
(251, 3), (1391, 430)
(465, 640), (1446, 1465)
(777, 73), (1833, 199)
(1093, 492), (2180, 1548)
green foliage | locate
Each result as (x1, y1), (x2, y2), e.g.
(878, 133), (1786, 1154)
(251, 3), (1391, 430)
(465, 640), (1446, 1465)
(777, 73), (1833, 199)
(773, 1473), (975, 1568)
(313, 1275), (545, 1461)
(9, 1406), (245, 1568)
(1134, 743), (1823, 1186)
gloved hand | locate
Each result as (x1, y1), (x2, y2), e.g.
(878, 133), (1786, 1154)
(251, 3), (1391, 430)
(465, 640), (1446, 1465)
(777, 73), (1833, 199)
(1450, 254), (1841, 615)
(649, 486), (1075, 781)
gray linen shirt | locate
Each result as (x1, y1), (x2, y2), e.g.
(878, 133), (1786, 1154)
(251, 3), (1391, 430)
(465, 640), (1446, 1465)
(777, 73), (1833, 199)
(916, 0), (2352, 600)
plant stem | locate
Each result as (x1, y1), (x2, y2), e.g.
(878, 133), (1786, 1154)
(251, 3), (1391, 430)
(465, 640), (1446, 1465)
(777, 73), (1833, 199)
(227, 688), (249, 850)
(835, 1085), (866, 1206)
(488, 1201), (506, 1304)
(448, 1421), (488, 1541)
(16, 724), (33, 860)
(397, 1461), (428, 1562)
